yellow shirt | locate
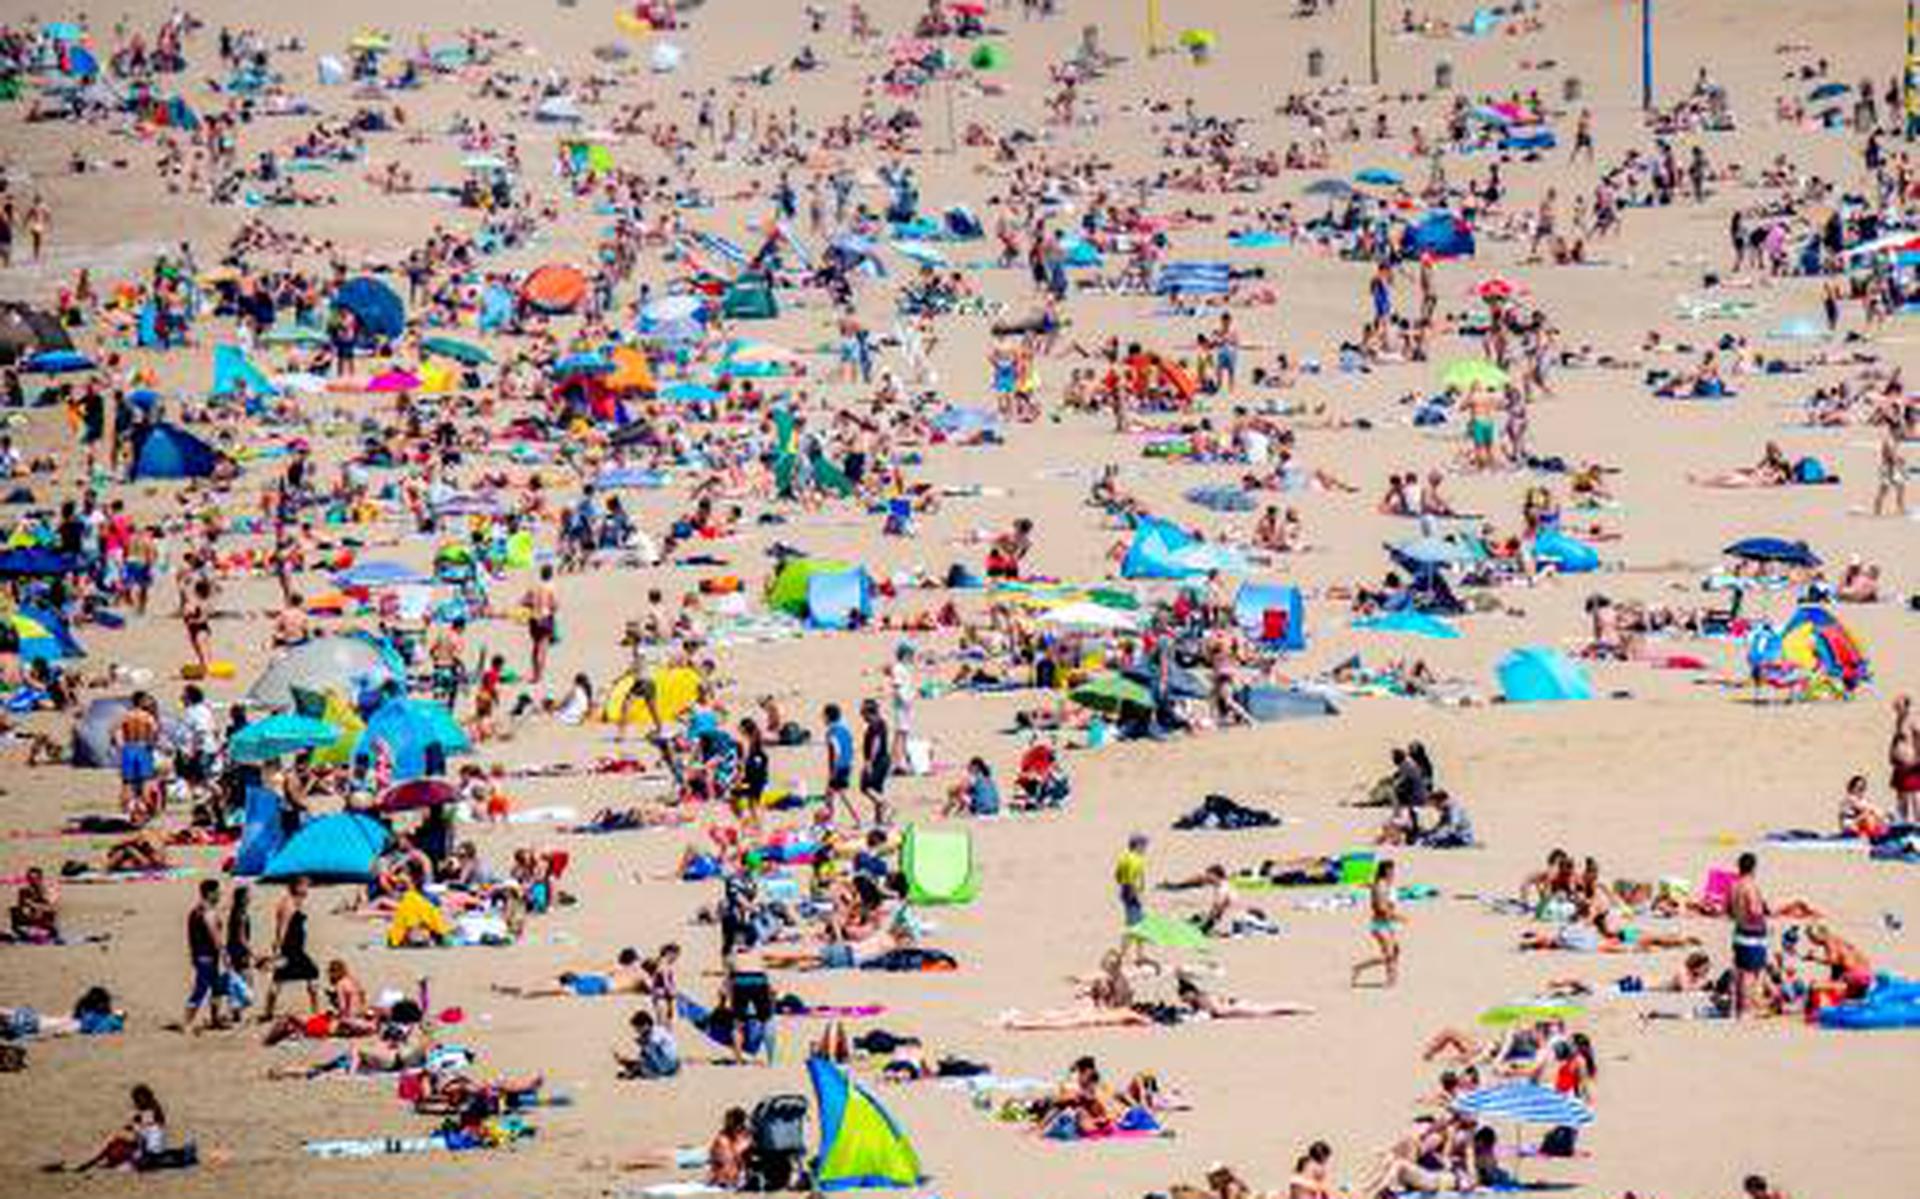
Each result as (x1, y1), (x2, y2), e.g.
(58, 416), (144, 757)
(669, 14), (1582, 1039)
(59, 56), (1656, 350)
(1114, 849), (1146, 892)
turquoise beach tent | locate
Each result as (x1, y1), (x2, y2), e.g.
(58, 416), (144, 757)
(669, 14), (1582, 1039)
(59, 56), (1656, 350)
(234, 786), (287, 876)
(261, 812), (390, 882)
(806, 568), (873, 630)
(1532, 528), (1599, 573)
(809, 1057), (924, 1190)
(1122, 517), (1248, 580)
(356, 698), (470, 780)
(212, 343), (278, 398)
(1497, 647), (1593, 703)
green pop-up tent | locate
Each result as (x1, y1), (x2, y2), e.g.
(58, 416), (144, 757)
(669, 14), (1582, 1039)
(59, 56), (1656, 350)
(901, 825), (978, 905)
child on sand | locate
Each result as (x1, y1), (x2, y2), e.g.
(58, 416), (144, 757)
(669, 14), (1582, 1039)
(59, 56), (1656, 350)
(1351, 860), (1401, 987)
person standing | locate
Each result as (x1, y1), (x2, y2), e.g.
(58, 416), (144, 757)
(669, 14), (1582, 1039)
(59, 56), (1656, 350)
(112, 692), (161, 824)
(1352, 859), (1402, 987)
(183, 880), (226, 1032)
(522, 565), (558, 686)
(264, 876), (320, 1019)
(822, 703), (857, 824)
(857, 698), (892, 827)
(224, 884), (254, 1016)
(1728, 852), (1771, 1018)
(1890, 694), (1919, 825)
(1114, 833), (1154, 968)
(1872, 427), (1907, 517)
(886, 643), (916, 766)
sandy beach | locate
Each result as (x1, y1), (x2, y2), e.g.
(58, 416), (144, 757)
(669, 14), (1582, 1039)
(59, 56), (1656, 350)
(0, 3), (1915, 1199)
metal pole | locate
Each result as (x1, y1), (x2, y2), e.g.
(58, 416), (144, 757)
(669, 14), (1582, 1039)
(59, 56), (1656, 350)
(1640, 0), (1652, 112)
(1368, 0), (1379, 86)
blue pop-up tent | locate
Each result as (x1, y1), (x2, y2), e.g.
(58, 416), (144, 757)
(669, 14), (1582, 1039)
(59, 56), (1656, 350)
(211, 343), (278, 398)
(131, 424), (222, 480)
(261, 812), (391, 883)
(1232, 582), (1306, 649)
(1497, 647), (1594, 703)
(234, 785), (288, 876)
(1408, 211), (1475, 259)
(356, 698), (470, 780)
(332, 277), (406, 342)
(806, 568), (874, 630)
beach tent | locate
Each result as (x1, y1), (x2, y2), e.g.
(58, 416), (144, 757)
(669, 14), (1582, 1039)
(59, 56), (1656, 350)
(1500, 125), (1557, 151)
(806, 568), (873, 630)
(1408, 211), (1475, 259)
(564, 138), (614, 176)
(606, 345), (656, 393)
(768, 558), (855, 616)
(535, 94), (583, 123)
(1766, 605), (1870, 692)
(261, 812), (391, 883)
(3, 606), (83, 660)
(1531, 528), (1599, 573)
(901, 826), (979, 905)
(478, 283), (517, 333)
(306, 690), (365, 767)
(1232, 582), (1306, 649)
(638, 293), (707, 344)
(1352, 610), (1461, 639)
(1121, 518), (1247, 580)
(247, 635), (400, 710)
(234, 785), (287, 877)
(332, 277), (406, 342)
(808, 1057), (924, 1191)
(1155, 261), (1232, 297)
(211, 343), (278, 398)
(721, 273), (779, 320)
(130, 423), (222, 480)
(602, 666), (703, 727)
(0, 548), (80, 579)
(522, 264), (589, 314)
(1497, 647), (1594, 703)
(356, 698), (470, 780)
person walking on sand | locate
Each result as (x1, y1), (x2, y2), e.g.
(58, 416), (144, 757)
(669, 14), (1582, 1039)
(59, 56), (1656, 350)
(1872, 427), (1907, 517)
(1352, 859), (1401, 987)
(183, 879), (227, 1032)
(1728, 852), (1770, 1019)
(1890, 695), (1919, 824)
(522, 565), (558, 686)
(1114, 833), (1157, 970)
(264, 876), (320, 1020)
(823, 702), (858, 824)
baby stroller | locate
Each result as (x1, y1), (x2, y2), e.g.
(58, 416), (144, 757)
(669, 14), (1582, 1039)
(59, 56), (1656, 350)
(744, 1094), (810, 1191)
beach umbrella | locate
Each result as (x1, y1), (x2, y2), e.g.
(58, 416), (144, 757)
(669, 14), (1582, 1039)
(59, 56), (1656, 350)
(22, 349), (94, 374)
(1, 610), (82, 660)
(248, 635), (401, 710)
(375, 777), (460, 813)
(1069, 673), (1153, 715)
(663, 381), (724, 405)
(1725, 537), (1820, 568)
(43, 22), (84, 43)
(1472, 277), (1523, 301)
(1453, 1082), (1593, 1127)
(1388, 535), (1479, 569)
(261, 322), (328, 347)
(1304, 178), (1354, 198)
(552, 350), (612, 377)
(421, 335), (492, 366)
(1040, 601), (1141, 632)
(1352, 611), (1461, 639)
(1178, 28), (1216, 50)
(348, 31), (392, 53)
(228, 713), (342, 764)
(1807, 81), (1850, 102)
(1124, 913), (1210, 950)
(1354, 167), (1403, 187)
(1439, 357), (1508, 391)
(366, 369), (421, 393)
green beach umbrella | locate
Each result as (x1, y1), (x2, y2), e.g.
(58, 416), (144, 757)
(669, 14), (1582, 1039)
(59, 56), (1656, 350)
(1068, 673), (1153, 714)
(421, 335), (493, 366)
(1440, 358), (1509, 391)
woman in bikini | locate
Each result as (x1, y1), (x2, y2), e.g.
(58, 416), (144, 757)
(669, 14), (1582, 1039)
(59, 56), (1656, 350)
(1351, 860), (1401, 987)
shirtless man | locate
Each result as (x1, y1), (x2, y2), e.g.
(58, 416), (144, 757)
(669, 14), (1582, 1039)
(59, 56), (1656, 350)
(1890, 695), (1919, 824)
(522, 565), (558, 686)
(1727, 852), (1770, 1019)
(112, 692), (162, 824)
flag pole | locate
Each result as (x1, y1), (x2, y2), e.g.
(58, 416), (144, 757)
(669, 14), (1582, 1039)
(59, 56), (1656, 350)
(1640, 0), (1653, 112)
